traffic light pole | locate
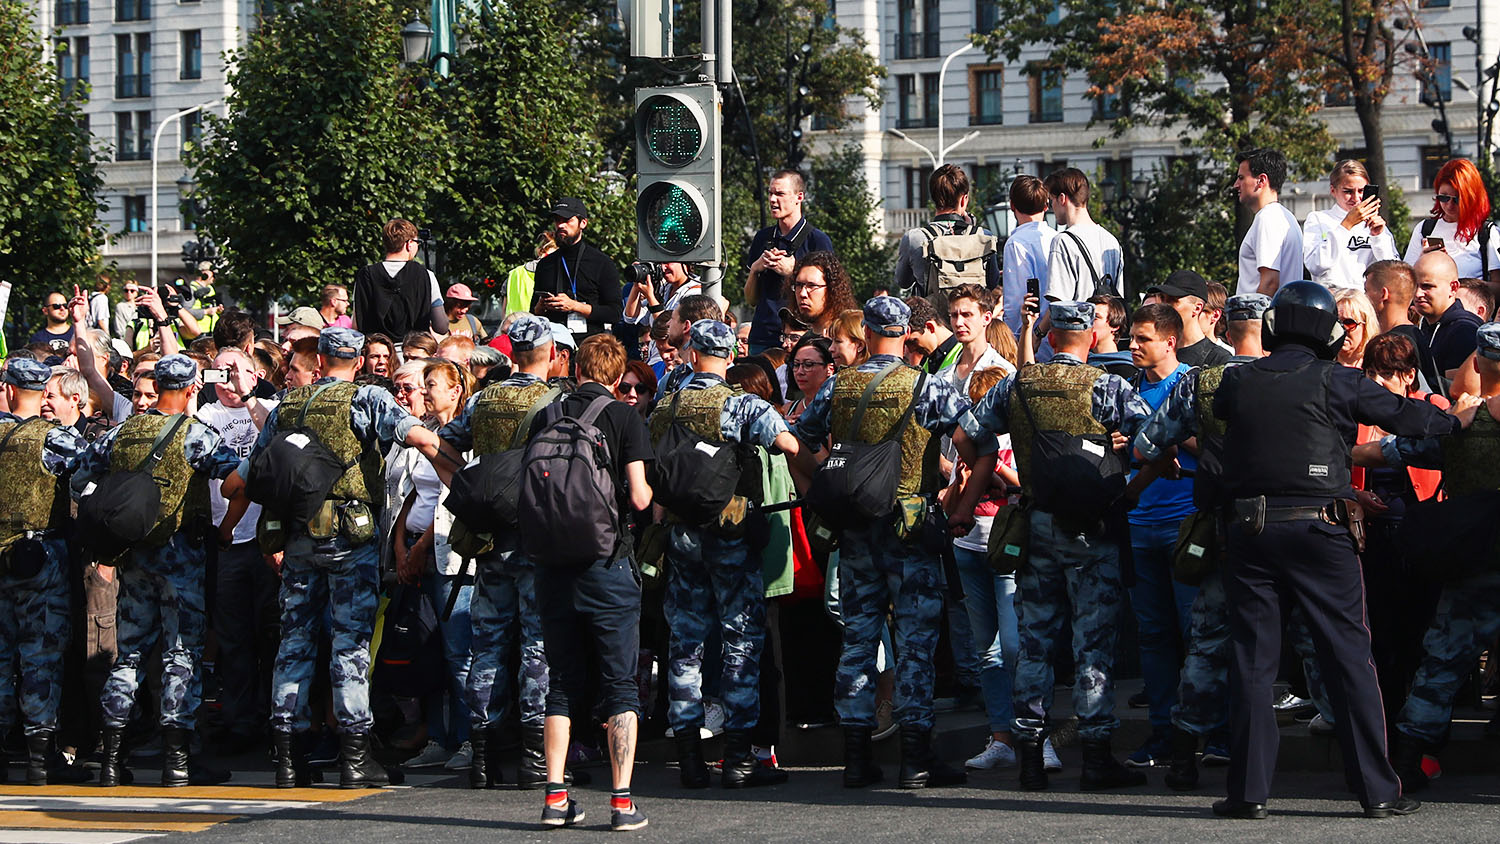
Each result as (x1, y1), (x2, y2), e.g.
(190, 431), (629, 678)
(699, 0), (731, 298)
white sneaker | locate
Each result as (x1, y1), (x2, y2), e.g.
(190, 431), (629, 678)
(965, 737), (1017, 770)
(1308, 713), (1336, 735)
(443, 741), (473, 770)
(703, 701), (726, 738)
(1042, 738), (1063, 771)
(404, 740), (451, 768)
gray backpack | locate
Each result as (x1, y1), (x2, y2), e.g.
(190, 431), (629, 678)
(517, 395), (619, 567)
(920, 221), (997, 296)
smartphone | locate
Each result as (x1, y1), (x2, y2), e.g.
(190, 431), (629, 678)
(202, 369), (228, 384)
(1362, 184), (1380, 202)
(1426, 236), (1446, 251)
(1026, 277), (1040, 299)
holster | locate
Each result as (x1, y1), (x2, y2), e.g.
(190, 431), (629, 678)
(1232, 496), (1267, 536)
(1328, 498), (1366, 553)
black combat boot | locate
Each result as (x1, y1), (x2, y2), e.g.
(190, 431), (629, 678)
(842, 725), (883, 788)
(1163, 727), (1200, 791)
(1016, 735), (1048, 791)
(25, 732), (50, 786)
(161, 727), (232, 787)
(675, 731), (710, 789)
(468, 728), (489, 789)
(484, 728), (506, 789)
(99, 727), (129, 787)
(273, 731), (297, 788)
(721, 729), (788, 788)
(518, 724), (548, 790)
(338, 733), (389, 789)
(1390, 731), (1430, 793)
(1080, 737), (1147, 790)
(898, 725), (967, 789)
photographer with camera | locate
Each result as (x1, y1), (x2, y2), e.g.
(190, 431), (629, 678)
(622, 261), (701, 364)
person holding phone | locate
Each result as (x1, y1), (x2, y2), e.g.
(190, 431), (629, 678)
(1401, 158), (1500, 283)
(1303, 160), (1397, 290)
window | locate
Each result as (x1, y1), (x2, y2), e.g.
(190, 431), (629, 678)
(116, 34), (151, 98)
(116, 110), (151, 161)
(895, 0), (940, 58)
(1101, 158), (1134, 201)
(1094, 88), (1123, 120)
(970, 66), (1003, 125)
(1333, 147), (1368, 166)
(181, 30), (202, 80)
(181, 197), (200, 231)
(897, 74), (920, 128)
(1029, 65), (1063, 123)
(1422, 42), (1452, 104)
(57, 0), (88, 25)
(921, 73), (940, 128)
(975, 0), (1000, 33)
(123, 196), (147, 233)
(1419, 0), (1451, 7)
(116, 0), (150, 21)
(972, 163), (1008, 203)
(181, 110), (203, 154)
(56, 37), (89, 98)
(1420, 145), (1448, 188)
(905, 166), (933, 209)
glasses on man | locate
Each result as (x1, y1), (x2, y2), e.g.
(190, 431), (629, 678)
(780, 332), (805, 344)
(789, 282), (826, 293)
(1435, 194), (1460, 205)
(46, 303), (67, 310)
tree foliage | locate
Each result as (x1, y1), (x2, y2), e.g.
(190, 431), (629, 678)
(0, 3), (107, 338)
(809, 144), (894, 299)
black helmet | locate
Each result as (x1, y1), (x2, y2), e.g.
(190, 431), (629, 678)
(1262, 281), (1345, 359)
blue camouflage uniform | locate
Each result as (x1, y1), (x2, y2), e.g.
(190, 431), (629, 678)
(962, 305), (1151, 742)
(72, 357), (242, 731)
(794, 299), (996, 732)
(655, 361), (693, 403)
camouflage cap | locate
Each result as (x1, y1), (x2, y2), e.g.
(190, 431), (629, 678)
(155, 354), (198, 391)
(689, 320), (736, 358)
(862, 295), (911, 338)
(548, 321), (578, 351)
(1478, 322), (1500, 361)
(1225, 293), (1272, 322)
(318, 327), (366, 359)
(508, 313), (553, 352)
(1048, 301), (1094, 331)
(2, 357), (52, 391)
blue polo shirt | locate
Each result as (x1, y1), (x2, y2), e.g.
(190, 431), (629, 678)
(1128, 363), (1196, 526)
(745, 218), (834, 350)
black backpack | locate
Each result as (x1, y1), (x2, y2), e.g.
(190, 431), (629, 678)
(372, 583), (446, 698)
(517, 395), (620, 567)
(444, 386), (561, 531)
(805, 361), (926, 531)
(648, 388), (746, 526)
(77, 413), (189, 559)
(1015, 380), (1125, 529)
(245, 381), (355, 532)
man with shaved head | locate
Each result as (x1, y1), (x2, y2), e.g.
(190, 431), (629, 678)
(1413, 250), (1481, 393)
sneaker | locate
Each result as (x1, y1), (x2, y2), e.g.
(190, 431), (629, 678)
(1308, 714), (1336, 735)
(404, 741), (452, 768)
(443, 741), (473, 770)
(540, 798), (585, 828)
(611, 801), (648, 831)
(872, 700), (897, 741)
(964, 737), (1017, 770)
(1125, 730), (1173, 768)
(1042, 738), (1063, 772)
(1273, 691), (1314, 712)
(1201, 743), (1231, 767)
(703, 702), (726, 738)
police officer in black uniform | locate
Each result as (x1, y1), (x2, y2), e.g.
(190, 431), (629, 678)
(1210, 281), (1474, 820)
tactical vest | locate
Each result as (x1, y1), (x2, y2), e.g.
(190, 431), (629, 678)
(110, 413), (209, 545)
(1219, 359), (1349, 499)
(829, 365), (938, 496)
(471, 380), (554, 455)
(277, 381), (382, 504)
(1191, 365), (1229, 509)
(0, 419), (70, 543)
(1005, 363), (1106, 497)
(1440, 401), (1500, 497)
(651, 382), (765, 503)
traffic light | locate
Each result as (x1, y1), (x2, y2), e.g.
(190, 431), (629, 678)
(634, 83), (721, 265)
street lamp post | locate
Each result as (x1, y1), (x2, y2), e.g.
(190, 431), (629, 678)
(151, 100), (221, 289)
(887, 41), (981, 169)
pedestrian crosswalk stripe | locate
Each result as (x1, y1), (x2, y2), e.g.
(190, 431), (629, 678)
(0, 832), (163, 843)
(0, 785), (373, 802)
(0, 810), (234, 832)
(0, 796), (312, 814)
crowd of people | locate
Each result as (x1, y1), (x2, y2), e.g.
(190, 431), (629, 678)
(1, 151), (1498, 831)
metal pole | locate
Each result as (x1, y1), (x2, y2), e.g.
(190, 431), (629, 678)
(934, 42), (974, 168)
(150, 101), (221, 289)
(701, 0), (716, 82)
(716, 0), (732, 87)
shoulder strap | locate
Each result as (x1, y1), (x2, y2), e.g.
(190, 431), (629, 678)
(785, 219), (813, 251)
(885, 370), (928, 444)
(139, 413), (188, 474)
(511, 386), (563, 449)
(0, 418), (42, 456)
(1061, 230), (1101, 286)
(1014, 376), (1043, 434)
(847, 360), (904, 437)
(1421, 216), (1437, 238)
(296, 381), (345, 428)
(1483, 221), (1494, 277)
(576, 394), (614, 429)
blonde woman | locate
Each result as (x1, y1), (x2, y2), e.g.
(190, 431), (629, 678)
(1333, 288), (1379, 369)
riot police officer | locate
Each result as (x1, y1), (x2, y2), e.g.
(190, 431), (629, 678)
(649, 320), (803, 789)
(1209, 281), (1468, 820)
(791, 296), (996, 790)
(71, 355), (242, 787)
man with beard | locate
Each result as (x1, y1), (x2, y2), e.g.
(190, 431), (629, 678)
(530, 197), (623, 346)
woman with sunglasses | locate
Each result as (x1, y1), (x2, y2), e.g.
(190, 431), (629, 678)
(1402, 158), (1500, 283)
(1334, 289), (1379, 369)
(615, 359), (658, 418)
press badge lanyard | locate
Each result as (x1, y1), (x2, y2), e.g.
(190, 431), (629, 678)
(558, 254), (587, 332)
(559, 254), (578, 299)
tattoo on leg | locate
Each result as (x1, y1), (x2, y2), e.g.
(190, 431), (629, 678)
(608, 712), (634, 762)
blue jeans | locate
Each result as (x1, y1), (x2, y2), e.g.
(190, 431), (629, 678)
(423, 566), (473, 748)
(1128, 519), (1198, 731)
(953, 545), (1018, 733)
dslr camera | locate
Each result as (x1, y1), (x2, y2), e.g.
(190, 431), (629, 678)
(624, 261), (665, 287)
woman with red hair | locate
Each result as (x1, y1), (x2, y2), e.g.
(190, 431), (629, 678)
(1401, 158), (1500, 282)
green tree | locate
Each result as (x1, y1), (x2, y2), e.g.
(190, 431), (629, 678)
(0, 3), (107, 340)
(809, 144), (894, 299)
(191, 0), (449, 307)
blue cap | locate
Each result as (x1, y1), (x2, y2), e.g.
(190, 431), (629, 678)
(1478, 323), (1500, 361)
(1225, 293), (1272, 322)
(862, 296), (911, 338)
(155, 354), (198, 391)
(689, 320), (736, 358)
(1048, 301), (1094, 331)
(548, 321), (577, 351)
(2, 357), (51, 391)
(318, 327), (366, 359)
(508, 313), (553, 352)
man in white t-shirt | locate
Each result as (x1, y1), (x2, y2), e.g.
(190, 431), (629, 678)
(198, 347), (280, 751)
(1001, 175), (1056, 337)
(1043, 168), (1124, 304)
(1234, 148), (1304, 295)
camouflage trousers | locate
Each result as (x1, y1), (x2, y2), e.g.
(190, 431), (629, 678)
(102, 533), (206, 729)
(664, 524), (765, 732)
(1398, 571), (1500, 744)
(1172, 568), (1230, 736)
(834, 522), (943, 732)
(0, 537), (70, 735)
(270, 536), (380, 734)
(1286, 608), (1334, 721)
(465, 538), (548, 729)
(1013, 510), (1123, 741)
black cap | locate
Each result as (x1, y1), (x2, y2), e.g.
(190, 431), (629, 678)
(1146, 269), (1210, 301)
(548, 197), (589, 220)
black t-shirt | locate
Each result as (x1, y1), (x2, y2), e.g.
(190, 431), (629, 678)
(1178, 337), (1233, 367)
(528, 382), (654, 509)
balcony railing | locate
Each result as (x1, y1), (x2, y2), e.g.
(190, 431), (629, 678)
(896, 114), (939, 129)
(894, 32), (940, 60)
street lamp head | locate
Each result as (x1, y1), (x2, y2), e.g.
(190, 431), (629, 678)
(1404, 42), (1424, 57)
(1131, 174), (1150, 203)
(1393, 17), (1409, 31)
(1099, 174), (1118, 204)
(402, 17), (433, 66)
(982, 194), (1013, 240)
(1463, 26), (1480, 43)
(1432, 118), (1449, 135)
(175, 172), (195, 196)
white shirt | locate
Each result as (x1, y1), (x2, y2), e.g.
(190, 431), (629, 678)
(196, 401), (262, 545)
(941, 346), (1015, 552)
(404, 447), (467, 576)
(1401, 218), (1500, 279)
(1002, 220), (1056, 335)
(1045, 222), (1123, 302)
(1238, 202), (1304, 293)
(1302, 207), (1397, 289)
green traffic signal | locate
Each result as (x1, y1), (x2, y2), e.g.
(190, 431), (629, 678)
(639, 182), (704, 254)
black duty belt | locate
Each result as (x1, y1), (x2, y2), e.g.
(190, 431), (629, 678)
(1262, 505), (1331, 523)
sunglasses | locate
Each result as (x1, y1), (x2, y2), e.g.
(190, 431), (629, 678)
(1435, 194), (1459, 205)
(618, 382), (648, 395)
(392, 384), (420, 395)
(1339, 317), (1363, 329)
(46, 303), (67, 310)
